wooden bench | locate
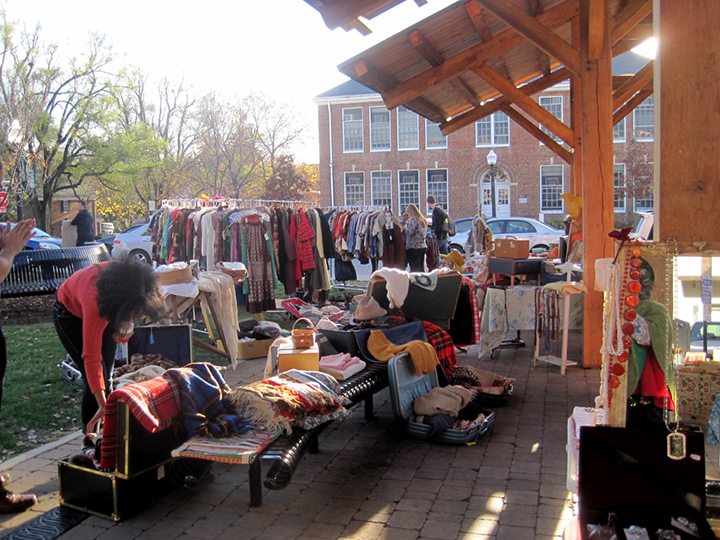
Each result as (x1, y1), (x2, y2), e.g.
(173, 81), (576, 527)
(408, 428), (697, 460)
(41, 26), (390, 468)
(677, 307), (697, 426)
(1, 244), (111, 298)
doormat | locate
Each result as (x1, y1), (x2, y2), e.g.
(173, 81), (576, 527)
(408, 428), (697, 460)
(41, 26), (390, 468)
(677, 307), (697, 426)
(5, 506), (88, 540)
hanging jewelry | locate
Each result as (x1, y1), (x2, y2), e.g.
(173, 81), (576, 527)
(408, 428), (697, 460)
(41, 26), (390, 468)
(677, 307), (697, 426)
(664, 238), (685, 459)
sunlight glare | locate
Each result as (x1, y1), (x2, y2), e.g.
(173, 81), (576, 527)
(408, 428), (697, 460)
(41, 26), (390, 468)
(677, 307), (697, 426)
(632, 37), (657, 59)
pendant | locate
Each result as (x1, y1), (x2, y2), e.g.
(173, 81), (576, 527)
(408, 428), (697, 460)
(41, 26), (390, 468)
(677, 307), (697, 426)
(667, 431), (687, 460)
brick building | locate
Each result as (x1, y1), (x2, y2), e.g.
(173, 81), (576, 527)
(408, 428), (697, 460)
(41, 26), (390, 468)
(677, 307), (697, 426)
(315, 51), (653, 226)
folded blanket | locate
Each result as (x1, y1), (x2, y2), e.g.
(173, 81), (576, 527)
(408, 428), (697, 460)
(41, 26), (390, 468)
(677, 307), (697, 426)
(413, 386), (473, 417)
(367, 330), (439, 376)
(320, 352), (361, 371)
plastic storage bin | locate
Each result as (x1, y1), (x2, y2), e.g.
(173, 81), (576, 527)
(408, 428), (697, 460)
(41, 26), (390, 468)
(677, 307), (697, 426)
(388, 353), (494, 444)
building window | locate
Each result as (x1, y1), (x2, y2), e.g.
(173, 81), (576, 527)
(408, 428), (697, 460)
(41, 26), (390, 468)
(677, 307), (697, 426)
(634, 95), (654, 141)
(371, 171), (392, 207)
(426, 169), (448, 214)
(370, 107), (390, 151)
(426, 119), (447, 149)
(61, 200), (71, 214)
(635, 195), (654, 212)
(397, 106), (419, 150)
(475, 112), (510, 147)
(540, 165), (564, 212)
(539, 96), (563, 143)
(343, 107), (363, 152)
(398, 170), (420, 213)
(344, 172), (365, 205)
(614, 163), (626, 213)
(613, 118), (626, 142)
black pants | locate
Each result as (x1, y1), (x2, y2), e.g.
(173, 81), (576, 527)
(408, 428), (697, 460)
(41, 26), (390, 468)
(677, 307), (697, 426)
(406, 248), (427, 273)
(52, 301), (116, 431)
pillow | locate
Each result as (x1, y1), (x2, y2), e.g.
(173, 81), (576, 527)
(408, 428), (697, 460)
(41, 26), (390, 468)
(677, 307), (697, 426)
(229, 370), (350, 433)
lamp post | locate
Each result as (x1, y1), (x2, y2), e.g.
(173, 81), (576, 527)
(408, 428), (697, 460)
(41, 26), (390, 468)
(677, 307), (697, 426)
(7, 119), (23, 221)
(486, 149), (498, 218)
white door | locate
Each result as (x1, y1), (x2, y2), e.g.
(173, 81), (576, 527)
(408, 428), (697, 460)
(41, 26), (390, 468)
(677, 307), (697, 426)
(481, 182), (511, 218)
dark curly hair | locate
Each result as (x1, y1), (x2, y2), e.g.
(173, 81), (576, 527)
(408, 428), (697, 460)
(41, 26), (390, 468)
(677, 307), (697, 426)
(96, 260), (162, 330)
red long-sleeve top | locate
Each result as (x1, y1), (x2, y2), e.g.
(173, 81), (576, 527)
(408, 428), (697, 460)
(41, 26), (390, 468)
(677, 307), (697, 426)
(57, 261), (112, 395)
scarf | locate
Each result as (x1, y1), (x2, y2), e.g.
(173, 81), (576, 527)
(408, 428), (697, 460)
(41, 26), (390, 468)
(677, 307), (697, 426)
(366, 330), (439, 376)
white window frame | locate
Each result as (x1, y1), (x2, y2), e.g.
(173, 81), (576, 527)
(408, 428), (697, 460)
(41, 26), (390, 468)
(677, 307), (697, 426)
(426, 169), (449, 214)
(634, 95), (654, 142)
(614, 163), (627, 213)
(369, 106), (391, 152)
(475, 111), (510, 147)
(370, 170), (393, 208)
(425, 119), (447, 149)
(61, 200), (71, 214)
(342, 107), (364, 153)
(397, 169), (420, 214)
(634, 196), (654, 212)
(539, 95), (563, 143)
(540, 164), (564, 213)
(397, 106), (419, 150)
(344, 172), (365, 206)
(613, 118), (626, 143)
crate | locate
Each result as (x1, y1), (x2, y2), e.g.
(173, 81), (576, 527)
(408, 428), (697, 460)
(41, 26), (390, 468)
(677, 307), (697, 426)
(237, 338), (274, 360)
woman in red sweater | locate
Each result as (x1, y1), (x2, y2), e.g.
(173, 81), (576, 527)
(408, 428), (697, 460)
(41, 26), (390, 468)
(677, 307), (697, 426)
(52, 260), (162, 434)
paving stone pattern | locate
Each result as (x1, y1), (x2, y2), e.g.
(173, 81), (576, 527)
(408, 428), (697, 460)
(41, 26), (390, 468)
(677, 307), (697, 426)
(0, 331), (715, 539)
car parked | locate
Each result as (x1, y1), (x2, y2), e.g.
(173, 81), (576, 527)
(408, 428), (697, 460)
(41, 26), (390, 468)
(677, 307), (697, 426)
(111, 223), (153, 264)
(689, 321), (720, 353)
(448, 217), (475, 254)
(0, 223), (62, 249)
(487, 217), (564, 252)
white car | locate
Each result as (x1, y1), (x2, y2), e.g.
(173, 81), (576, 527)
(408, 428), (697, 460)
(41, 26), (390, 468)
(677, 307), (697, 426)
(487, 217), (564, 252)
(448, 218), (475, 254)
(690, 321), (720, 353)
(111, 223), (153, 264)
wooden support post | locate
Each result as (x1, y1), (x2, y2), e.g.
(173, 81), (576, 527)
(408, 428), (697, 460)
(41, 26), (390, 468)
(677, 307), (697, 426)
(655, 0), (720, 242)
(580, 0), (614, 369)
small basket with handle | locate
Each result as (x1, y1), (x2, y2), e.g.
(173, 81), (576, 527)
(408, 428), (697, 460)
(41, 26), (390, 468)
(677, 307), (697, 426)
(291, 317), (317, 349)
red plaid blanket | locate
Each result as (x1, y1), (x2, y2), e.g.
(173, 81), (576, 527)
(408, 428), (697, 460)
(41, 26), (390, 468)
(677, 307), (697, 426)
(100, 375), (182, 471)
(422, 321), (457, 375)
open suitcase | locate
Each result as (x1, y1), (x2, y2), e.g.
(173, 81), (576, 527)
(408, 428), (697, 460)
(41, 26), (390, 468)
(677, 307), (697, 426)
(388, 353), (494, 444)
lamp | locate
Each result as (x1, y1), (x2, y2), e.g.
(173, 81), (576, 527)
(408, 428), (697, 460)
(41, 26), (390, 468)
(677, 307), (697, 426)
(486, 149), (498, 218)
(7, 119), (23, 220)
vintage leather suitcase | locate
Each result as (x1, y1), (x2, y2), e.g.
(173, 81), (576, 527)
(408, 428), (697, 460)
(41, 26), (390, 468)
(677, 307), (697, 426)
(388, 353), (494, 444)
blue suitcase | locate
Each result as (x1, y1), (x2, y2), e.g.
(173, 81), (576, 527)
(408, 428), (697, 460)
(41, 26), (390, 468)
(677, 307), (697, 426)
(388, 353), (494, 444)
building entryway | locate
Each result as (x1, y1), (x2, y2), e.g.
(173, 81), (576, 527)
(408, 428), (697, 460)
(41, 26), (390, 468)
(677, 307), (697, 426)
(479, 167), (511, 218)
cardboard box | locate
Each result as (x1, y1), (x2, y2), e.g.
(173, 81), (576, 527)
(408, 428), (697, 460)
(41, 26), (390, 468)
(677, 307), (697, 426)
(493, 239), (530, 259)
(277, 343), (319, 372)
(237, 338), (274, 360)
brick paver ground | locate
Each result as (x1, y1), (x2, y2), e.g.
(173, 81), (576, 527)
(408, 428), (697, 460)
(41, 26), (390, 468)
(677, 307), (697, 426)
(0, 331), (713, 539)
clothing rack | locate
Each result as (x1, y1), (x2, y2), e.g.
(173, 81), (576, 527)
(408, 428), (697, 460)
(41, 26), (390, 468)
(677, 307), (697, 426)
(322, 205), (389, 213)
(160, 198), (318, 209)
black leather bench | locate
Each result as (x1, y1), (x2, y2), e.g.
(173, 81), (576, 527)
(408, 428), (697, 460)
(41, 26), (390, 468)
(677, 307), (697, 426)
(246, 363), (389, 506)
(1, 244), (111, 298)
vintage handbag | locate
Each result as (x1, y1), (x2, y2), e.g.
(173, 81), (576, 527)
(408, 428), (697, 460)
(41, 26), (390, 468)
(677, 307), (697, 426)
(291, 318), (317, 349)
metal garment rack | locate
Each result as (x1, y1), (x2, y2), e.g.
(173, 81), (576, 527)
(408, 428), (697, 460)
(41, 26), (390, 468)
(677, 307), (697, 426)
(160, 198), (318, 209)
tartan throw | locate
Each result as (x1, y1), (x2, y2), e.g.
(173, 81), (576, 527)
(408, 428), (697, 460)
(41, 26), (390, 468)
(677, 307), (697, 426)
(100, 374), (181, 471)
(422, 321), (457, 375)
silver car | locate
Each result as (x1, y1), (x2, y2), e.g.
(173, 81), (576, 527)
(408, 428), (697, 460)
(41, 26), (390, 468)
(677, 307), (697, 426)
(111, 223), (153, 264)
(487, 217), (564, 252)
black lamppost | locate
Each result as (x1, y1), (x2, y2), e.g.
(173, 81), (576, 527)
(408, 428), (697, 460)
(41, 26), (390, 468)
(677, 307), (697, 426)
(486, 149), (498, 218)
(7, 119), (23, 221)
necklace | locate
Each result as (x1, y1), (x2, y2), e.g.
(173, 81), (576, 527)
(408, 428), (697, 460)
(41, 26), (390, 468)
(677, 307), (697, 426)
(664, 238), (685, 460)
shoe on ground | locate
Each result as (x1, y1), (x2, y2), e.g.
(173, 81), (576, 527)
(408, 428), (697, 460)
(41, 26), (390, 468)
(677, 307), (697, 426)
(0, 490), (36, 514)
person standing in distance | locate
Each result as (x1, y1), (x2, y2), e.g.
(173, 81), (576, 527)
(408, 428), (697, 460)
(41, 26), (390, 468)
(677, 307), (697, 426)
(70, 201), (94, 246)
(0, 217), (39, 513)
(403, 204), (428, 272)
(427, 195), (449, 255)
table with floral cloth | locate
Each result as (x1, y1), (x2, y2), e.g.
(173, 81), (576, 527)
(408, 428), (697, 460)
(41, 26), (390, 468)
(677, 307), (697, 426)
(478, 285), (583, 359)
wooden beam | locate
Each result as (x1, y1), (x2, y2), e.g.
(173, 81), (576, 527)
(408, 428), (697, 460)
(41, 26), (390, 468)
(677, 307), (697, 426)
(612, 0), (652, 45)
(314, 0), (407, 31)
(409, 29), (482, 108)
(579, 0), (613, 374)
(657, 0), (720, 242)
(465, 0), (513, 80)
(407, 97), (447, 124)
(571, 14), (582, 196)
(381, 0), (579, 110)
(476, 0), (581, 75)
(503, 105), (573, 163)
(440, 67), (572, 134)
(612, 25), (654, 56)
(612, 87), (651, 126)
(587, 0), (606, 59)
(471, 62), (575, 145)
(612, 60), (653, 111)
(351, 59), (396, 92)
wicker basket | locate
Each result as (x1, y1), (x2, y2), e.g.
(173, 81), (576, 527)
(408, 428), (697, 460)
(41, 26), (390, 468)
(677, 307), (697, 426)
(217, 262), (248, 282)
(291, 317), (317, 349)
(156, 266), (193, 286)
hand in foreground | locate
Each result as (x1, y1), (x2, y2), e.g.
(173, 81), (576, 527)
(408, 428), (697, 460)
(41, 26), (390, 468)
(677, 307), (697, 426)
(86, 401), (106, 439)
(0, 220), (36, 256)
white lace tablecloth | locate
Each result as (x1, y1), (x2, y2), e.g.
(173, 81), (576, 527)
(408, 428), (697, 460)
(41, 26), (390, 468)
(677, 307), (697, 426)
(478, 285), (583, 359)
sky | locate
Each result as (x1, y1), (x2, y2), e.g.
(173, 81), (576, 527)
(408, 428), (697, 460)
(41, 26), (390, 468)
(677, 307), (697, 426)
(3, 0), (458, 164)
